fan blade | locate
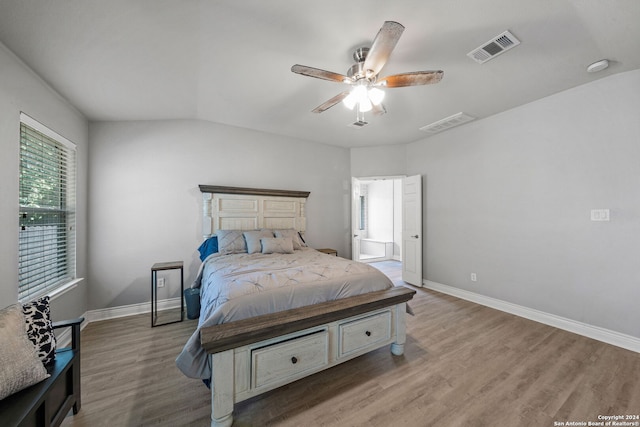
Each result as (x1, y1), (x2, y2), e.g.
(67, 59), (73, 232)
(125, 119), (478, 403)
(372, 103), (387, 116)
(291, 64), (351, 84)
(311, 91), (351, 113)
(362, 21), (405, 79)
(378, 70), (444, 88)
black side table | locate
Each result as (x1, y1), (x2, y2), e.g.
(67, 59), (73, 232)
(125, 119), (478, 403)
(151, 261), (184, 327)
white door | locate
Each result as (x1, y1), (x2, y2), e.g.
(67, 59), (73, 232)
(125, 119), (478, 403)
(351, 177), (362, 261)
(402, 175), (423, 286)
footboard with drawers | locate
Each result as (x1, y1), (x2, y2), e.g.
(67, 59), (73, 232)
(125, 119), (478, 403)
(201, 286), (415, 427)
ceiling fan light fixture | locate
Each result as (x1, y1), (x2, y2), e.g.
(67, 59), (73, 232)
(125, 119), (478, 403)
(293, 21), (443, 117)
(343, 91), (357, 110)
(368, 87), (385, 105)
(359, 97), (373, 112)
(353, 85), (368, 102)
(343, 85), (372, 110)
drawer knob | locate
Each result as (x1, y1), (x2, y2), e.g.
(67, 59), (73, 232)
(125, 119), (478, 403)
(291, 356), (298, 364)
(365, 331), (371, 337)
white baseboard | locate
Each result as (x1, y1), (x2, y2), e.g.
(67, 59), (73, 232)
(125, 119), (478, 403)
(84, 297), (183, 323)
(423, 280), (640, 354)
(57, 298), (182, 347)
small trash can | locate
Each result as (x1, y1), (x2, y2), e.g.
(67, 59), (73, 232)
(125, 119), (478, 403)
(184, 288), (201, 320)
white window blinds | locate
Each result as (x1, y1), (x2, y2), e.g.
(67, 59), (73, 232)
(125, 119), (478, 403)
(19, 113), (77, 301)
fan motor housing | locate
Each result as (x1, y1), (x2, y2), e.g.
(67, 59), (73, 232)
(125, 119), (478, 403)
(347, 47), (373, 82)
(352, 47), (369, 62)
(347, 62), (364, 79)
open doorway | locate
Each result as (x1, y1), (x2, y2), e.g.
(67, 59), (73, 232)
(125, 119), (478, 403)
(352, 177), (403, 263)
(352, 175), (423, 287)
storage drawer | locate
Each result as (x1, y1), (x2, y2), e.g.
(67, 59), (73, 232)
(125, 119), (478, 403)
(339, 310), (392, 357)
(251, 330), (328, 389)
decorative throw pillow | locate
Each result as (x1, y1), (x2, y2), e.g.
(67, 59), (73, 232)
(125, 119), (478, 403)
(197, 235), (218, 261)
(23, 296), (57, 365)
(261, 237), (294, 254)
(274, 229), (303, 250)
(216, 230), (247, 254)
(243, 230), (274, 254)
(0, 304), (49, 400)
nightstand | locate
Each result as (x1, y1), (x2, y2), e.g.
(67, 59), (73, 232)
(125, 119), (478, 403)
(316, 248), (338, 256)
(151, 261), (184, 327)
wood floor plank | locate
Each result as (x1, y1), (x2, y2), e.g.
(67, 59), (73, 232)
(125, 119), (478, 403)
(61, 261), (640, 426)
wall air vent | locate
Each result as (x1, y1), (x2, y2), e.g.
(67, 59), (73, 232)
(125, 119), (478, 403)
(467, 30), (520, 64)
(419, 112), (475, 136)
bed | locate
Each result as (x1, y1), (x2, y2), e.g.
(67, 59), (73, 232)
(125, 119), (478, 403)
(176, 185), (415, 427)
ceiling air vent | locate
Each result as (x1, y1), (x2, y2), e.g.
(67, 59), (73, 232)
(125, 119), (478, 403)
(419, 112), (475, 136)
(467, 30), (520, 64)
(348, 120), (368, 129)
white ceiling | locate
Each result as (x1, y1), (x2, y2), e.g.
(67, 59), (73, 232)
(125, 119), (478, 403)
(1, 0), (639, 148)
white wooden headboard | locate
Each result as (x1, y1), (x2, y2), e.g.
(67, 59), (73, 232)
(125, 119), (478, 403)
(199, 185), (310, 239)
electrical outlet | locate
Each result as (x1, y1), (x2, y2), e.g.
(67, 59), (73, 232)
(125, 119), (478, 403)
(470, 273), (477, 282)
(157, 277), (165, 288)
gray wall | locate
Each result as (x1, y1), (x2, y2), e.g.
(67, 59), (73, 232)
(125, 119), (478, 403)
(0, 42), (89, 321)
(351, 144), (406, 177)
(88, 120), (351, 309)
(404, 70), (640, 338)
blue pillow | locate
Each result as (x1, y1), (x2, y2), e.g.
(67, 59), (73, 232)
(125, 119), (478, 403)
(198, 236), (218, 261)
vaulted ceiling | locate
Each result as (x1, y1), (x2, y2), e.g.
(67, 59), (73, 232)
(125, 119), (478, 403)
(1, 0), (639, 147)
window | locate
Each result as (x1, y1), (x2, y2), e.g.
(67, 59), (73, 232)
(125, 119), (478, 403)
(359, 195), (366, 231)
(18, 113), (76, 301)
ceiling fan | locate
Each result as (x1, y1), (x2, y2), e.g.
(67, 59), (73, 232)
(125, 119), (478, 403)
(291, 21), (444, 120)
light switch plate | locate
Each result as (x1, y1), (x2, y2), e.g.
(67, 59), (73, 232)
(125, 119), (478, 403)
(590, 209), (610, 221)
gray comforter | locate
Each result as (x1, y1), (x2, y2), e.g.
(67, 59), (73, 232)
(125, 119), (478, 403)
(176, 248), (393, 379)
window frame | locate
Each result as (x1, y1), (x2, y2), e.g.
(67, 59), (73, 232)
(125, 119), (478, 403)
(359, 195), (366, 231)
(18, 112), (78, 302)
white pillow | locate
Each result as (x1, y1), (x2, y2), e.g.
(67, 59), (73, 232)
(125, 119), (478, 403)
(0, 304), (49, 400)
(216, 230), (247, 254)
(243, 230), (274, 254)
(274, 229), (304, 250)
(261, 237), (294, 254)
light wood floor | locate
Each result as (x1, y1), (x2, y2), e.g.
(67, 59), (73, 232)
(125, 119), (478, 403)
(62, 261), (640, 426)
